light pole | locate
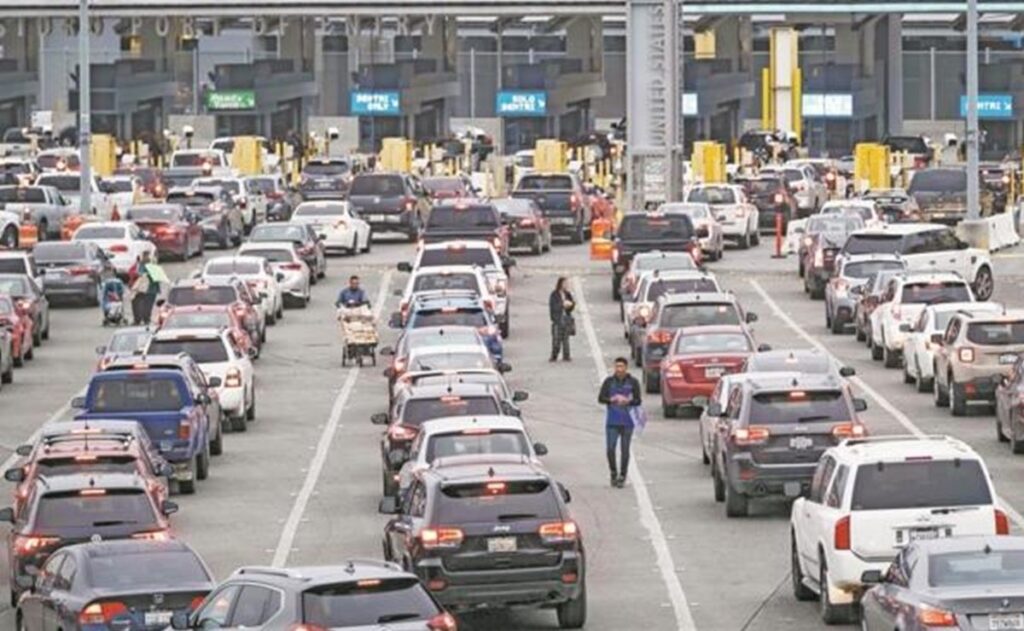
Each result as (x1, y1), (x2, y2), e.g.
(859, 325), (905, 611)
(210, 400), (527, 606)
(965, 0), (980, 219)
(78, 0), (92, 216)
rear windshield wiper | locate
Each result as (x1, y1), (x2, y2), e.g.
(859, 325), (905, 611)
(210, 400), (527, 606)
(92, 520), (139, 527)
(797, 415), (834, 423)
(377, 613), (422, 623)
(931, 506), (980, 515)
(497, 513), (538, 522)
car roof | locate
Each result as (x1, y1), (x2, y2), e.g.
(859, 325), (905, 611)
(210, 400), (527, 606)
(239, 241), (298, 252)
(76, 221), (131, 229)
(35, 472), (147, 493)
(420, 240), (496, 252)
(896, 271), (967, 284)
(657, 292), (736, 306)
(40, 420), (144, 438)
(747, 348), (833, 367)
(102, 354), (193, 370)
(413, 265), (483, 275)
(419, 415), (526, 436)
(960, 308), (1024, 322)
(70, 538), (196, 559)
(171, 278), (238, 289)
(743, 372), (843, 393)
(150, 327), (225, 341)
(924, 301), (1000, 315)
(841, 253), (904, 263)
(834, 435), (980, 463)
(906, 535), (1024, 556)
(426, 456), (547, 482)
(228, 562), (408, 587)
(410, 344), (489, 357)
(403, 383), (497, 399)
(851, 223), (949, 236)
(641, 269), (715, 282)
(167, 186), (221, 196)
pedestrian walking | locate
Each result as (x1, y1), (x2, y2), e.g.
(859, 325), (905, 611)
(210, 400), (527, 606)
(598, 357), (642, 488)
(129, 252), (161, 325)
(548, 277), (575, 362)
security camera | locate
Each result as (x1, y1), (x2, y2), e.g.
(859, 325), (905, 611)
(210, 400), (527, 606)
(182, 125), (195, 138)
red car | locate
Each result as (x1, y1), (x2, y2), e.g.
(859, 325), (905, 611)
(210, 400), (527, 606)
(0, 294), (33, 366)
(115, 166), (167, 198)
(158, 304), (256, 357)
(126, 203), (204, 260)
(660, 325), (757, 417)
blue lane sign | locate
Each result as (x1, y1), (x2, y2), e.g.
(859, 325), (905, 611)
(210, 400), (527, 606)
(959, 94), (1013, 119)
(496, 91), (548, 116)
(350, 91), (401, 116)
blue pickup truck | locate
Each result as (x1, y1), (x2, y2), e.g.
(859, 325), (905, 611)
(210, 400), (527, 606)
(72, 368), (212, 494)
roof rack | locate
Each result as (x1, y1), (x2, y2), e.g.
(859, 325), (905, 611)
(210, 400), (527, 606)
(841, 434), (952, 447)
(342, 558), (403, 574)
(235, 567), (310, 581)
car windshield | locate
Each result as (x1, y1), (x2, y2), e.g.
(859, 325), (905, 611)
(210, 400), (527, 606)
(419, 248), (495, 267)
(929, 550), (1024, 587)
(909, 170), (966, 194)
(402, 396), (500, 424)
(91, 378), (184, 412)
(35, 490), (157, 529)
(743, 179), (783, 195)
(33, 243), (87, 262)
(303, 161), (350, 176)
(0, 276), (32, 295)
(437, 479), (561, 522)
(517, 175), (573, 190)
(89, 549), (209, 589)
(205, 261), (261, 276)
(966, 322), (1024, 346)
(239, 249), (294, 264)
(172, 153), (219, 167)
(350, 175), (403, 196)
(166, 193), (215, 207)
(843, 234), (903, 256)
(74, 226), (125, 240)
(843, 260), (904, 279)
(807, 216), (864, 234)
(301, 579), (437, 627)
(413, 273), (479, 293)
(748, 391), (850, 424)
(423, 178), (466, 193)
(688, 188), (736, 205)
(102, 180), (135, 193)
(618, 215), (693, 240)
(294, 204), (347, 217)
(660, 204), (708, 219)
(38, 175), (79, 191)
(167, 286), (236, 306)
(412, 309), (487, 329)
(410, 352), (492, 372)
(35, 456), (137, 475)
(493, 200), (535, 218)
(901, 282), (971, 304)
(163, 311), (232, 330)
(250, 225), (305, 242)
(673, 332), (751, 354)
(427, 207), (499, 229)
(147, 339), (228, 363)
(644, 278), (718, 302)
(127, 206), (183, 222)
(0, 187), (47, 204)
(661, 303), (741, 328)
(0, 296), (13, 314)
(246, 178), (277, 193)
(851, 460), (992, 510)
(426, 430), (529, 461)
(108, 331), (151, 353)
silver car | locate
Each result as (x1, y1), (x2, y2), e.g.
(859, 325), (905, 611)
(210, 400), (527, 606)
(824, 254), (905, 335)
(237, 242), (311, 308)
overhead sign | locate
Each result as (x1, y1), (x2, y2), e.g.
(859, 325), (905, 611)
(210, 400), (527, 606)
(350, 90), (401, 116)
(496, 91), (547, 116)
(802, 93), (853, 118)
(204, 90), (256, 111)
(959, 94), (1013, 119)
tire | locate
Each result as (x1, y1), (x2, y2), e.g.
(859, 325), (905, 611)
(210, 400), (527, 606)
(382, 467), (398, 497)
(231, 413), (247, 432)
(819, 559), (853, 625)
(531, 236), (543, 255)
(500, 316), (510, 339)
(218, 225), (229, 249)
(556, 579), (587, 629)
(246, 388), (256, 421)
(855, 323), (866, 342)
(751, 230), (761, 246)
(37, 220), (48, 242)
(364, 230), (373, 253)
(612, 276), (621, 301)
(791, 533), (816, 601)
(902, 362), (915, 385)
(32, 325), (41, 348)
(739, 232), (751, 249)
(830, 314), (845, 335)
(662, 401), (677, 419)
(179, 460), (198, 495)
(869, 337), (883, 361)
(724, 477), (749, 518)
(973, 266), (994, 301)
(1, 226), (17, 249)
(209, 423), (224, 456)
(1011, 422), (1024, 455)
(1, 360), (12, 384)
(196, 445), (210, 481)
(644, 371), (660, 394)
(883, 344), (899, 369)
(934, 374), (950, 407)
(950, 380), (968, 416)
(701, 441), (710, 465)
(917, 374), (933, 394)
(570, 222), (584, 244)
(712, 459), (725, 502)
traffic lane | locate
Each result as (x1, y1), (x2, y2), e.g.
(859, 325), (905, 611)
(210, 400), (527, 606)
(286, 264), (679, 631)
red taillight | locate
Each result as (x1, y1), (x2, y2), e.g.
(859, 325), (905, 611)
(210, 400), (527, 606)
(427, 612), (458, 631)
(225, 368), (243, 388)
(664, 362), (684, 379)
(68, 265), (92, 276)
(519, 218), (535, 227)
(646, 329), (673, 345)
(421, 527), (464, 549)
(834, 515), (851, 550)
(913, 156), (927, 169)
(79, 601), (128, 625)
(773, 193), (784, 205)
(996, 508), (1010, 535)
(492, 236), (502, 250)
(280, 262), (303, 271)
(569, 193), (581, 209)
(539, 521), (578, 544)
(831, 423), (867, 439)
(612, 247), (620, 263)
(731, 426), (770, 446)
(388, 424), (417, 441)
(14, 535), (60, 556)
(132, 530), (171, 541)
(266, 191), (284, 200)
(404, 197), (416, 211)
(178, 420), (191, 440)
(190, 596), (205, 611)
(108, 244), (129, 253)
(916, 605), (957, 627)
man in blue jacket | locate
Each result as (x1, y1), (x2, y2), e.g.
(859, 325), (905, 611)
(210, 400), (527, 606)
(335, 275), (369, 308)
(598, 357), (642, 488)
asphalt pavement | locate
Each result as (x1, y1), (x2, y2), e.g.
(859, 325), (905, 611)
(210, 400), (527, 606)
(1, 235), (1023, 630)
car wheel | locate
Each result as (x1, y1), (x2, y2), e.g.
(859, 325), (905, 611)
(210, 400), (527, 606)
(869, 336), (883, 361)
(556, 577), (587, 629)
(571, 222), (584, 244)
(196, 444), (210, 481)
(24, 342), (32, 361)
(724, 476), (748, 518)
(500, 316), (510, 339)
(902, 361), (915, 384)
(854, 322), (866, 342)
(917, 373), (933, 394)
(246, 388), (256, 421)
(819, 558), (853, 624)
(179, 460), (198, 495)
(701, 439), (710, 465)
(933, 373), (950, 407)
(382, 468), (398, 497)
(712, 458), (725, 502)
(739, 232), (751, 249)
(883, 344), (900, 369)
(531, 235), (543, 255)
(0, 226), (17, 249)
(830, 315), (845, 336)
(231, 411), (247, 432)
(791, 532), (816, 601)
(209, 423), (224, 456)
(751, 230), (760, 246)
(1011, 422), (1024, 455)
(950, 380), (968, 416)
(662, 401), (677, 418)
(218, 226), (229, 249)
(2, 359), (12, 383)
(643, 370), (660, 394)
(973, 266), (994, 301)
(37, 219), (48, 242)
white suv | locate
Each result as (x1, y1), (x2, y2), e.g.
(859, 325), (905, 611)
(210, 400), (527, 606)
(868, 272), (974, 368)
(790, 435), (1008, 624)
(901, 301), (1002, 392)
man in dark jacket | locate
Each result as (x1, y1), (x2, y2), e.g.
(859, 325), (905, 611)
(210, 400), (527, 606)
(598, 357), (642, 488)
(548, 277), (574, 361)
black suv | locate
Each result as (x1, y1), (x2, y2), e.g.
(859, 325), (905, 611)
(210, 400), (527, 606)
(706, 374), (867, 517)
(379, 456), (586, 628)
(348, 173), (430, 241)
(421, 201), (509, 256)
(611, 213), (696, 300)
(298, 157), (353, 200)
(736, 174), (797, 234)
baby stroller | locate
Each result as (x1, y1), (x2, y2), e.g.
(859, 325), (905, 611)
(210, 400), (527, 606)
(100, 277), (127, 326)
(338, 304), (378, 367)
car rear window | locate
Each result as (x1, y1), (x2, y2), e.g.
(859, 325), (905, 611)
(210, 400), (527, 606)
(928, 550), (1024, 587)
(673, 332), (751, 354)
(74, 226), (125, 240)
(426, 430), (529, 462)
(89, 549), (209, 590)
(851, 460), (992, 510)
(900, 282), (971, 304)
(101, 179), (135, 193)
(0, 187), (47, 203)
(807, 216), (864, 234)
(843, 260), (904, 279)
(350, 175), (403, 196)
(166, 193), (215, 207)
(36, 455), (138, 475)
(966, 322), (1024, 346)
(250, 225), (306, 242)
(426, 206), (499, 230)
(168, 286), (237, 306)
(748, 391), (851, 425)
(90, 378), (185, 412)
(246, 178), (277, 193)
(302, 579), (438, 627)
(0, 260), (27, 275)
(37, 175), (79, 191)
(412, 309), (488, 329)
(517, 175), (573, 190)
(205, 261), (261, 276)
(618, 215), (693, 240)
(127, 206), (183, 222)
(35, 490), (156, 529)
(687, 188), (736, 205)
(909, 170), (966, 194)
(660, 303), (741, 328)
(147, 339), (229, 363)
(239, 249), (294, 263)
(402, 396), (500, 425)
(108, 331), (151, 353)
(437, 479), (561, 522)
(33, 243), (87, 262)
(410, 352), (492, 372)
(413, 273), (479, 293)
(842, 234), (903, 256)
(423, 178), (466, 193)
(645, 278), (718, 301)
(741, 179), (782, 195)
(163, 312), (232, 330)
(294, 204), (346, 217)
(303, 161), (350, 176)
(419, 248), (495, 268)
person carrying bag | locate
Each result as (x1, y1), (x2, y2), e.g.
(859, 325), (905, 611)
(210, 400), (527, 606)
(548, 276), (575, 361)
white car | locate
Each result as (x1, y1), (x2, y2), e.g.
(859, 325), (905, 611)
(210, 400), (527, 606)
(201, 255), (285, 325)
(145, 327), (256, 432)
(685, 184), (759, 249)
(35, 148), (81, 172)
(99, 175), (142, 217)
(396, 415), (547, 495)
(0, 210), (20, 249)
(36, 172), (112, 218)
(764, 164), (827, 214)
(244, 174), (291, 221)
(72, 221), (156, 274)
(407, 343), (496, 373)
(237, 241), (311, 308)
(790, 435), (1007, 624)
(399, 265), (496, 324)
(658, 202), (725, 261)
(620, 269), (721, 336)
(819, 200), (884, 229)
(868, 271), (974, 367)
(194, 176), (256, 230)
(902, 301), (1004, 392)
(291, 201), (371, 255)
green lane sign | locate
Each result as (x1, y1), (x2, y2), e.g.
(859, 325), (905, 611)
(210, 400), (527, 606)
(205, 90), (257, 111)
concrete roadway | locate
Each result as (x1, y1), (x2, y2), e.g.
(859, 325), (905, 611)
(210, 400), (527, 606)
(0, 234), (1022, 630)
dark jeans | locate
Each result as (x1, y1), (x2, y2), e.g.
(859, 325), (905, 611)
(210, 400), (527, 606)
(133, 293), (156, 325)
(550, 322), (570, 360)
(606, 424), (634, 478)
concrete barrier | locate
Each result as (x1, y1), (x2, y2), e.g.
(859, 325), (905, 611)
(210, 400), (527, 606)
(956, 213), (1021, 252)
(782, 218), (807, 256)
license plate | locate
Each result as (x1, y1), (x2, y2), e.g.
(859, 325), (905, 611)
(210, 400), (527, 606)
(487, 536), (517, 553)
(46, 269), (68, 278)
(705, 366), (725, 378)
(315, 181), (332, 189)
(553, 217), (575, 225)
(783, 481), (802, 497)
(908, 527), (941, 541)
(368, 214), (386, 222)
(790, 436), (813, 450)
(990, 614), (1024, 630)
(385, 215), (401, 223)
(145, 611), (173, 625)
(1001, 353), (1018, 365)
(159, 440), (174, 452)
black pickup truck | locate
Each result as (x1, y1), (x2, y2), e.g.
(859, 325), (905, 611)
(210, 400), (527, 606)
(511, 173), (592, 244)
(420, 200), (510, 255)
(611, 212), (697, 299)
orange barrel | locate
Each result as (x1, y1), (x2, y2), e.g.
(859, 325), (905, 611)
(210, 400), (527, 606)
(589, 217), (613, 260)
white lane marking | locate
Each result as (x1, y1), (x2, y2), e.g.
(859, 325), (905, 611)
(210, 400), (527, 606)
(0, 401), (73, 473)
(748, 278), (1024, 529)
(573, 276), (698, 631)
(271, 270), (392, 567)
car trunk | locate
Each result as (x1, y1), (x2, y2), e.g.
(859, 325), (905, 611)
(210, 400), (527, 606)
(938, 587), (1024, 628)
(99, 587), (209, 630)
(443, 520), (563, 573)
(677, 354), (747, 384)
(851, 505), (995, 560)
(751, 421), (839, 466)
(511, 191), (575, 219)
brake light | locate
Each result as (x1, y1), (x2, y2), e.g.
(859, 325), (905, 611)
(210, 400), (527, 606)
(108, 244), (129, 253)
(427, 612), (459, 631)
(831, 423), (866, 439)
(731, 426), (770, 446)
(288, 626), (329, 631)
(958, 348), (975, 363)
(392, 358), (407, 375)
(68, 265), (92, 276)
(178, 420), (191, 440)
(485, 481), (507, 494)
(404, 197), (416, 211)
(225, 368), (242, 388)
(132, 530), (171, 541)
(190, 596), (205, 611)
(79, 602), (128, 625)
(996, 508), (1010, 535)
(834, 515), (851, 550)
(14, 535), (60, 556)
(916, 605), (956, 627)
(646, 329), (673, 345)
(492, 236), (502, 250)
(913, 156), (927, 169)
(664, 363), (684, 379)
(539, 521), (578, 543)
(280, 262), (303, 271)
(420, 527), (464, 549)
(774, 193), (784, 205)
(569, 193), (581, 210)
(612, 246), (620, 264)
(388, 424), (417, 441)
(519, 218), (535, 227)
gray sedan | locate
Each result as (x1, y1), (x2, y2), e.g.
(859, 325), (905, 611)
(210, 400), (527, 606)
(862, 536), (1024, 631)
(32, 241), (115, 305)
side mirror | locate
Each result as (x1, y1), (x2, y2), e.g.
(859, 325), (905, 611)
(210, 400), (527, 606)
(94, 345), (106, 355)
(196, 393), (211, 406)
(378, 496), (401, 515)
(275, 272), (285, 282)
(853, 398), (868, 412)
(745, 312), (759, 323)
(898, 323), (911, 333)
(707, 402), (724, 417)
(379, 346), (395, 357)
(558, 482), (572, 504)
(170, 610), (192, 630)
(497, 361), (512, 373)
(371, 413), (389, 425)
(533, 442), (549, 457)
(930, 333), (944, 345)
(15, 445), (32, 457)
(849, 285), (864, 296)
(692, 396), (709, 408)
(0, 507), (14, 523)
(70, 396), (86, 409)
(396, 262), (412, 273)
(839, 366), (856, 378)
(14, 575), (35, 591)
(860, 570), (883, 585)
(757, 343), (772, 352)
(161, 500), (179, 516)
(4, 468), (25, 483)
(512, 390), (529, 402)
(388, 313), (403, 329)
(207, 376), (223, 388)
